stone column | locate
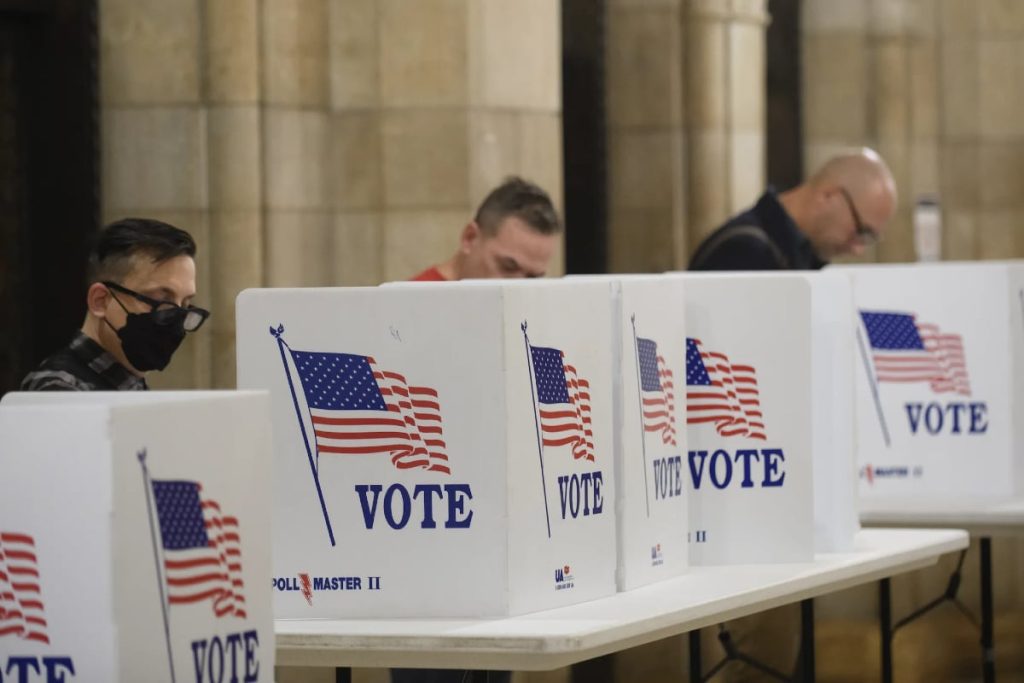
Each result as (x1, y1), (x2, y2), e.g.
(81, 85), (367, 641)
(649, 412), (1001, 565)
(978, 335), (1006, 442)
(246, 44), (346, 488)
(606, 0), (687, 273)
(205, 0), (263, 388)
(101, 0), (211, 388)
(804, 0), (1024, 264)
(685, 0), (769, 252)
(958, 0), (1024, 260)
(328, 0), (384, 285)
(867, 0), (938, 263)
(261, 0), (332, 288)
(802, 0), (941, 264)
(371, 0), (563, 282)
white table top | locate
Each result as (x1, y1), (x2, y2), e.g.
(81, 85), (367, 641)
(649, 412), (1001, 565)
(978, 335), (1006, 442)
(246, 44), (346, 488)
(860, 497), (1024, 537)
(275, 528), (967, 671)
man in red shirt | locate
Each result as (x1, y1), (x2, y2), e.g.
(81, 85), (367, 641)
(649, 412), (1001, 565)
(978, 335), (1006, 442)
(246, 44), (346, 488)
(410, 176), (561, 281)
(396, 179), (558, 683)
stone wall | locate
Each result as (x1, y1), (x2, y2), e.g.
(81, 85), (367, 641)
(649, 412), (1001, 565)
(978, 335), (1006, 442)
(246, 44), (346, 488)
(101, 0), (563, 389)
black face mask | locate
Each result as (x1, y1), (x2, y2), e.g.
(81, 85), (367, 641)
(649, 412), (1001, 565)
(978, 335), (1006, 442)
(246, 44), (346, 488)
(101, 282), (209, 373)
(111, 310), (187, 372)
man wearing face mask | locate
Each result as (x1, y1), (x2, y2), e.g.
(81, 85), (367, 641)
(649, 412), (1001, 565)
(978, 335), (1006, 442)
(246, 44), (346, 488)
(20, 218), (208, 391)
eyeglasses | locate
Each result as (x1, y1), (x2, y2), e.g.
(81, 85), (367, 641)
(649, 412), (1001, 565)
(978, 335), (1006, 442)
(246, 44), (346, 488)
(838, 187), (880, 246)
(103, 281), (210, 332)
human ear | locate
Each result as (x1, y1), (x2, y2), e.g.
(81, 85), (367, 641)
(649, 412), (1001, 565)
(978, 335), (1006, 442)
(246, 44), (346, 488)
(459, 221), (481, 253)
(86, 282), (111, 317)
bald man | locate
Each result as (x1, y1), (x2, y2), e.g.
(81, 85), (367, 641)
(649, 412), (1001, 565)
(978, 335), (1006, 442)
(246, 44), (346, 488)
(689, 148), (897, 270)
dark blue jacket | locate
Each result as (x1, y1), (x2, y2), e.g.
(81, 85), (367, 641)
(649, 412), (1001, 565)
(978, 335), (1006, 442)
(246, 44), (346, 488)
(688, 189), (826, 271)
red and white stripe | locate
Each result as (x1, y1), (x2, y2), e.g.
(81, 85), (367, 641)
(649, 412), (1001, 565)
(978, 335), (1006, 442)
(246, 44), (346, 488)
(164, 490), (247, 619)
(872, 323), (971, 396)
(539, 359), (595, 462)
(642, 354), (677, 447)
(686, 339), (766, 441)
(309, 356), (451, 474)
(0, 532), (49, 644)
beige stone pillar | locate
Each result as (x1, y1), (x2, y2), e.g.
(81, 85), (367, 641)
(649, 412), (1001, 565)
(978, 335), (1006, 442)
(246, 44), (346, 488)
(101, 0), (212, 389)
(805, 0), (1024, 264)
(606, 0), (687, 273)
(604, 0), (767, 272)
(867, 0), (938, 263)
(685, 0), (769, 253)
(963, 1), (1024, 260)
(802, 0), (941, 264)
(328, 0), (384, 286)
(325, 0), (563, 284)
(262, 0), (332, 288)
(938, 0), (981, 260)
(206, 0), (263, 388)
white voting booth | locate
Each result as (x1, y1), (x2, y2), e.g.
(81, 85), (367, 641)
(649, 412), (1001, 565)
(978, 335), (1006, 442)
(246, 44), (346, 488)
(568, 275), (689, 590)
(236, 281), (618, 618)
(799, 271), (860, 552)
(838, 261), (1024, 499)
(682, 274), (815, 564)
(0, 391), (274, 683)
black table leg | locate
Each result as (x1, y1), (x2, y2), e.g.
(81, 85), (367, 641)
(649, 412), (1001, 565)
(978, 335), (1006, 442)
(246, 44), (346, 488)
(689, 629), (702, 682)
(880, 578), (892, 683)
(980, 537), (995, 683)
(336, 667), (352, 683)
(798, 599), (815, 683)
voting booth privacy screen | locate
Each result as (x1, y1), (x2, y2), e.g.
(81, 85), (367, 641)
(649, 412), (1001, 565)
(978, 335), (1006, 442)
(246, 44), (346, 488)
(237, 282), (618, 617)
(804, 272), (860, 552)
(840, 261), (1024, 499)
(682, 274), (815, 565)
(569, 275), (689, 590)
(0, 391), (274, 683)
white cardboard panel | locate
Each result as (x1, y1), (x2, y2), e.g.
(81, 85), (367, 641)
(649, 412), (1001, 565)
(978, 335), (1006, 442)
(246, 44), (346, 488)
(681, 273), (815, 565)
(236, 282), (617, 618)
(806, 272), (859, 552)
(0, 391), (274, 682)
(1009, 263), (1024, 496)
(567, 274), (689, 590)
(835, 262), (1020, 500)
(0, 405), (117, 681)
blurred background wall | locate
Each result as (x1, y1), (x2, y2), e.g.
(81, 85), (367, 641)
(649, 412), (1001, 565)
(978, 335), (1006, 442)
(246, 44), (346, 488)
(0, 0), (1022, 680)
(99, 0), (563, 390)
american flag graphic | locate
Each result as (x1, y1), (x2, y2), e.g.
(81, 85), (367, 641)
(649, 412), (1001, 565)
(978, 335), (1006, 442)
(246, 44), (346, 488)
(860, 311), (971, 396)
(636, 337), (677, 446)
(152, 481), (246, 619)
(290, 350), (450, 474)
(685, 337), (767, 440)
(0, 532), (48, 644)
(530, 345), (595, 461)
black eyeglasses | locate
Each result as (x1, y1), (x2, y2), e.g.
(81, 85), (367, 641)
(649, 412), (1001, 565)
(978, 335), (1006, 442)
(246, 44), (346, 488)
(103, 281), (210, 332)
(838, 187), (880, 246)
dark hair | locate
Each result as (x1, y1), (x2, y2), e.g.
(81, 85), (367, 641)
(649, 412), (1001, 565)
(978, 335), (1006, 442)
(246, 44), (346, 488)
(87, 218), (197, 284)
(474, 176), (561, 236)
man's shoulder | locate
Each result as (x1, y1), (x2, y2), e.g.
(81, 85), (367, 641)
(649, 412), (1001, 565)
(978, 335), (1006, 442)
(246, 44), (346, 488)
(18, 338), (110, 392)
(689, 223), (787, 271)
(19, 348), (97, 391)
(19, 368), (94, 391)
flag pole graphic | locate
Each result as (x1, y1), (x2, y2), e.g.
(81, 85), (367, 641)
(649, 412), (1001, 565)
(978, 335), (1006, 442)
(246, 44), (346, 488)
(855, 325), (891, 447)
(522, 321), (552, 539)
(630, 314), (651, 517)
(271, 325), (336, 546)
(138, 449), (177, 683)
